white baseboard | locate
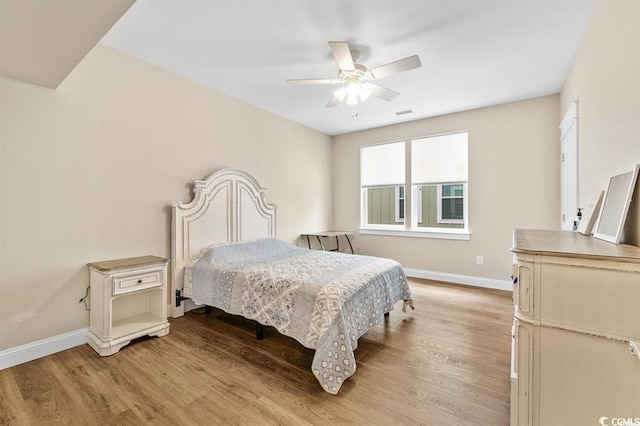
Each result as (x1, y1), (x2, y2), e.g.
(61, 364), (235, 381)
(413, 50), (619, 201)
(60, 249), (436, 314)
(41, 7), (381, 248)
(0, 327), (89, 370)
(404, 268), (512, 292)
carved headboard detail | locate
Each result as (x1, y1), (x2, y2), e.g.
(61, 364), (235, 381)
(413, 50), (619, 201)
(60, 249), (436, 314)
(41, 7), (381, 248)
(170, 168), (276, 317)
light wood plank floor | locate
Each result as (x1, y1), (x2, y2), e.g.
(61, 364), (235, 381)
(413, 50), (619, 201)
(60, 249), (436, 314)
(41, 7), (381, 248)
(0, 279), (513, 425)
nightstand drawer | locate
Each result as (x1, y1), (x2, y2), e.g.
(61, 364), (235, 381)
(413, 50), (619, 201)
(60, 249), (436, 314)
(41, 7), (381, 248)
(113, 269), (163, 295)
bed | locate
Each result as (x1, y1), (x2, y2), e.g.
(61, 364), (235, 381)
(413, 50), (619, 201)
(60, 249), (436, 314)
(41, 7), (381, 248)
(171, 168), (412, 394)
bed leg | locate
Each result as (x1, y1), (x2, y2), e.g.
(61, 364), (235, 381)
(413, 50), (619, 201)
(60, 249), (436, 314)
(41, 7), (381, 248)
(256, 323), (264, 340)
(384, 312), (390, 318)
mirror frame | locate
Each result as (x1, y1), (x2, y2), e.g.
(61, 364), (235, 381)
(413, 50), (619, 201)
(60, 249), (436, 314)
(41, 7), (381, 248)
(593, 164), (640, 244)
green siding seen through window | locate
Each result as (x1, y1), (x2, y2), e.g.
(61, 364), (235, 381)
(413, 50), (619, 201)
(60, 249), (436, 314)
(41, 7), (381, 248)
(367, 186), (404, 225)
(417, 185), (464, 229)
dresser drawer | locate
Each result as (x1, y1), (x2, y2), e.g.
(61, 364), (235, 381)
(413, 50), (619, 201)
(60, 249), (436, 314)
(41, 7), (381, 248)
(540, 262), (640, 338)
(113, 269), (163, 295)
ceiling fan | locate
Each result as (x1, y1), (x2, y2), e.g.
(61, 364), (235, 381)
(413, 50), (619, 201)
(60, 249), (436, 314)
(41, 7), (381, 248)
(287, 41), (422, 107)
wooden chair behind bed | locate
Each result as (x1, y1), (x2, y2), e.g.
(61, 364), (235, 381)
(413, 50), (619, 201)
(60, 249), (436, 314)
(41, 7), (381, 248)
(170, 168), (276, 317)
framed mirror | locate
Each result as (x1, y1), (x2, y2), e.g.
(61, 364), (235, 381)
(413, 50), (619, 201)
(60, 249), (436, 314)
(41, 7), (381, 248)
(593, 164), (640, 244)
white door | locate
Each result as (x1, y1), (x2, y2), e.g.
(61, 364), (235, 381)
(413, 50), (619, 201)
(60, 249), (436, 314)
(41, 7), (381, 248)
(560, 101), (578, 230)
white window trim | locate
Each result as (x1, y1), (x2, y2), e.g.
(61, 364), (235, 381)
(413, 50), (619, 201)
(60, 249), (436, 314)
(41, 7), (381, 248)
(359, 227), (471, 240)
(395, 186), (405, 223)
(413, 186), (423, 224)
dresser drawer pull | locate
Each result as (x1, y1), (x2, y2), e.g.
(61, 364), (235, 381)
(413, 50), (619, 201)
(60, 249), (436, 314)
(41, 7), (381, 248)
(138, 279), (143, 283)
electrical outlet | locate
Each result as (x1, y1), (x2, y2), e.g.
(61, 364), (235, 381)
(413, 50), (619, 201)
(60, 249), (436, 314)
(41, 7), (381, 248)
(476, 256), (484, 265)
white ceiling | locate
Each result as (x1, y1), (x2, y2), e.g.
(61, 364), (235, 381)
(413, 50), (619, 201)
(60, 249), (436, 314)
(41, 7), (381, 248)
(6, 0), (597, 136)
(100, 0), (596, 136)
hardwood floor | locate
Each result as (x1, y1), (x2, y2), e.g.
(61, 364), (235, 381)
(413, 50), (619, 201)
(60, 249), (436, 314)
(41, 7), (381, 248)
(0, 279), (514, 425)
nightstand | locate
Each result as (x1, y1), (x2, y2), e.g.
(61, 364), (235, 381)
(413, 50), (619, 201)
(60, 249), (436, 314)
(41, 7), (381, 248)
(87, 255), (170, 356)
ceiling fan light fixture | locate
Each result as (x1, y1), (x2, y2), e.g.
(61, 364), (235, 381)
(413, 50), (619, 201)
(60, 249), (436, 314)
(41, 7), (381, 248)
(335, 81), (366, 105)
(345, 80), (360, 105)
(334, 86), (347, 102)
(346, 79), (360, 94)
(337, 79), (372, 105)
(359, 84), (372, 102)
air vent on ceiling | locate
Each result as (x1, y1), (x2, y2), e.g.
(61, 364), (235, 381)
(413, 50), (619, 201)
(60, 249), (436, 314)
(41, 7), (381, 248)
(395, 109), (413, 116)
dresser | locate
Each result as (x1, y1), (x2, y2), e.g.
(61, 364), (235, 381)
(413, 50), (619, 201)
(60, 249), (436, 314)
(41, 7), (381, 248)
(511, 229), (640, 426)
(87, 256), (170, 356)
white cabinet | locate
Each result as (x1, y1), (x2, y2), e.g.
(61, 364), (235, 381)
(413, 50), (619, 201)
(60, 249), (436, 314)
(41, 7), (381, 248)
(87, 256), (170, 356)
(510, 230), (640, 425)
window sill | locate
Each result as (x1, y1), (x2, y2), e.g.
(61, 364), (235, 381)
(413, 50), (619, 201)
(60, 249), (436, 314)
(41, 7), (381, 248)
(359, 228), (471, 241)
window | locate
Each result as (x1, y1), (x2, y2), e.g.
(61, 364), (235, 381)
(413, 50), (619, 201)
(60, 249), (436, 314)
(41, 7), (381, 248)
(361, 132), (468, 238)
(438, 184), (465, 223)
(360, 141), (405, 228)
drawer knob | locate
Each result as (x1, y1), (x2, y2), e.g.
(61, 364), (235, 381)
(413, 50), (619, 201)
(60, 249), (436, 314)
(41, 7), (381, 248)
(137, 279), (143, 284)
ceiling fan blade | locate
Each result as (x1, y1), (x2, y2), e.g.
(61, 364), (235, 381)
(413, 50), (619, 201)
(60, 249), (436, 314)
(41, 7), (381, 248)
(328, 41), (355, 71)
(366, 83), (399, 102)
(369, 55), (422, 80)
(287, 78), (341, 85)
(325, 95), (341, 108)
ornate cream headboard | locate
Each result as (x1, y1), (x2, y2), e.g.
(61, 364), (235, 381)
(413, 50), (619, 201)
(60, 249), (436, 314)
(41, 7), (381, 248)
(170, 168), (276, 317)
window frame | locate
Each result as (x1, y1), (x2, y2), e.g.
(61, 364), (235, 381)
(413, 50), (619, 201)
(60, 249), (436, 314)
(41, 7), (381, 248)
(360, 133), (470, 240)
(395, 185), (405, 223)
(360, 141), (406, 231)
(436, 183), (466, 224)
(414, 186), (423, 224)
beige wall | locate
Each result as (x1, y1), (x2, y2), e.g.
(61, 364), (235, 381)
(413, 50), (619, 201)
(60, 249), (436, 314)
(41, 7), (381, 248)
(560, 0), (640, 246)
(332, 95), (560, 281)
(0, 44), (332, 350)
(4, 0), (639, 356)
